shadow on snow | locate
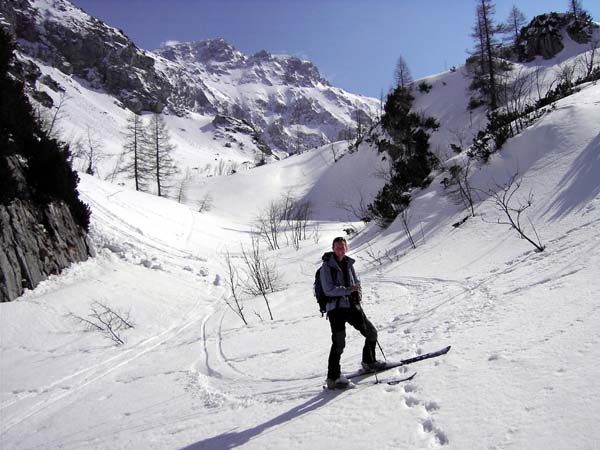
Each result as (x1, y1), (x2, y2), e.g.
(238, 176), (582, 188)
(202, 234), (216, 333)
(179, 390), (338, 449)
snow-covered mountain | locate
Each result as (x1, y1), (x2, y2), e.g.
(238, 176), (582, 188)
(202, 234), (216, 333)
(0, 0), (379, 161)
(1, 5), (600, 450)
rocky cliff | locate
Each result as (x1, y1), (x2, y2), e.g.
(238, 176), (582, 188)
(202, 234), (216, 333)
(0, 27), (91, 302)
(516, 12), (599, 61)
(0, 191), (90, 303)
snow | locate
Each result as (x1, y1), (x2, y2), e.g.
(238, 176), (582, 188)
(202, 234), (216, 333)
(2, 19), (600, 450)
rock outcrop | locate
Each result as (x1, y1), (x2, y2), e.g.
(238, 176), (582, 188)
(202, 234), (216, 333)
(0, 27), (91, 302)
(0, 0), (171, 113)
(0, 196), (90, 302)
(516, 12), (598, 61)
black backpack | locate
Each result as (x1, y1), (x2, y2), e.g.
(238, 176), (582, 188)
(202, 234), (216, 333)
(314, 266), (336, 316)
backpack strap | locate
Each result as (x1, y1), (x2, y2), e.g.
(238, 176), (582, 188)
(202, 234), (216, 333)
(328, 266), (342, 312)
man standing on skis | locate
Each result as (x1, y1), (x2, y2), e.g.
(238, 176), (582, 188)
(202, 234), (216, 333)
(321, 236), (385, 389)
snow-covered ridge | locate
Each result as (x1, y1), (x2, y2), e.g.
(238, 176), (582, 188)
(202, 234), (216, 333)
(1, 0), (379, 157)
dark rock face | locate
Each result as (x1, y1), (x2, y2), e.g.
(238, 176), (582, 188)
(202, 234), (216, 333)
(517, 13), (566, 61)
(212, 114), (273, 156)
(516, 12), (598, 62)
(0, 197), (90, 302)
(0, 0), (171, 112)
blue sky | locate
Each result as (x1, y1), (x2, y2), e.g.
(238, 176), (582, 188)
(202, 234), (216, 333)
(70, 0), (600, 98)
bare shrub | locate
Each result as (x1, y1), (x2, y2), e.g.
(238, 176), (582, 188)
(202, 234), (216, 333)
(362, 243), (399, 267)
(443, 158), (477, 217)
(240, 236), (282, 320)
(198, 192), (214, 213)
(399, 208), (416, 249)
(67, 301), (134, 345)
(334, 188), (372, 223)
(222, 250), (247, 325)
(488, 173), (545, 252)
(256, 193), (313, 251)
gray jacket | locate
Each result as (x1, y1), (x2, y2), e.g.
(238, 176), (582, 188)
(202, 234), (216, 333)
(319, 252), (361, 312)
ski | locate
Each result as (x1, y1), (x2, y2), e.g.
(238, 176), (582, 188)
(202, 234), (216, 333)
(322, 372), (416, 390)
(346, 345), (451, 380)
(386, 371), (417, 385)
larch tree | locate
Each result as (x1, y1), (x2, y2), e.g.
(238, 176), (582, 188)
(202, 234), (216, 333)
(148, 113), (178, 197)
(394, 55), (413, 89)
(568, 0), (584, 21)
(121, 112), (152, 191)
(503, 5), (527, 46)
(470, 0), (502, 110)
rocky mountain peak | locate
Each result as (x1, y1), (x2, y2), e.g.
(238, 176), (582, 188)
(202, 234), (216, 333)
(157, 38), (245, 65)
(2, 0), (378, 155)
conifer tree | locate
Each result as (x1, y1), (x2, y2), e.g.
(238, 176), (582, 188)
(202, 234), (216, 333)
(121, 112), (152, 191)
(568, 0), (584, 21)
(503, 5), (527, 47)
(469, 0), (503, 110)
(394, 55), (413, 89)
(148, 114), (178, 197)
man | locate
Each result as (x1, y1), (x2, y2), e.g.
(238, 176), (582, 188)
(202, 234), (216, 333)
(320, 236), (385, 389)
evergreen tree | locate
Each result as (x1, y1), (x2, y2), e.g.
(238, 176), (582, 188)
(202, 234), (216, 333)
(469, 0), (504, 110)
(0, 28), (90, 229)
(566, 0), (593, 43)
(369, 85), (439, 227)
(568, 0), (584, 21)
(121, 112), (152, 191)
(148, 114), (178, 197)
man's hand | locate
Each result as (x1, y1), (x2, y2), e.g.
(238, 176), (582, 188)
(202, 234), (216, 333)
(351, 284), (360, 292)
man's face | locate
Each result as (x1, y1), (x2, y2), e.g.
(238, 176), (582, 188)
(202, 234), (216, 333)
(333, 241), (347, 260)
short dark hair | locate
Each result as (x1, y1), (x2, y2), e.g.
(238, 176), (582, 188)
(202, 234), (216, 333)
(332, 236), (347, 246)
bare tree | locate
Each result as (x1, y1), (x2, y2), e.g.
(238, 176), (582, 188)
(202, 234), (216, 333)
(533, 67), (549, 102)
(555, 61), (577, 89)
(148, 114), (179, 197)
(489, 173), (545, 252)
(255, 200), (284, 250)
(72, 126), (106, 176)
(67, 301), (134, 345)
(394, 55), (413, 88)
(240, 236), (282, 320)
(333, 188), (372, 222)
(578, 37), (600, 78)
(502, 5), (527, 46)
(177, 168), (192, 203)
(498, 68), (533, 135)
(198, 192), (214, 213)
(222, 250), (247, 325)
(568, 0), (584, 21)
(399, 208), (416, 249)
(46, 92), (68, 138)
(330, 143), (337, 162)
(287, 200), (312, 250)
(445, 159), (477, 217)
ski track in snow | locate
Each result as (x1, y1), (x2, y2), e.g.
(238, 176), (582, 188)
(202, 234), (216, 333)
(0, 295), (209, 436)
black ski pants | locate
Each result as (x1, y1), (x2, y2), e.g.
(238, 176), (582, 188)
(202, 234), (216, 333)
(327, 305), (378, 380)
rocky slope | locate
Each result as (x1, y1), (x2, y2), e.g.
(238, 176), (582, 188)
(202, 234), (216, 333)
(0, 26), (91, 303)
(0, 0), (379, 156)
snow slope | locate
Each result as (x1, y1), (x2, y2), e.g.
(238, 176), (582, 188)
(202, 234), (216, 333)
(2, 35), (600, 450)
